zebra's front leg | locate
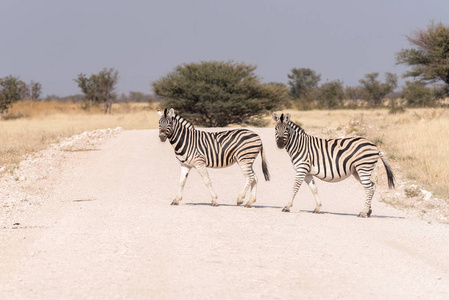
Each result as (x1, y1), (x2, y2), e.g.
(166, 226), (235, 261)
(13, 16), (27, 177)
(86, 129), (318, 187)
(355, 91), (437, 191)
(195, 163), (219, 206)
(171, 165), (192, 205)
(282, 168), (308, 212)
(304, 175), (322, 213)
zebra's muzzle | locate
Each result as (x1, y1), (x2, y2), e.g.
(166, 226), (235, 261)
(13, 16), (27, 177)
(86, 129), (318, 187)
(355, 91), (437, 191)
(159, 134), (167, 142)
(276, 139), (286, 149)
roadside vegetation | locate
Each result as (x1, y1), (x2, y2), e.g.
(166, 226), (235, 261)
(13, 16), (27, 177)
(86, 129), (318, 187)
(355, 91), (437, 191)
(1, 20), (449, 207)
(0, 100), (155, 167)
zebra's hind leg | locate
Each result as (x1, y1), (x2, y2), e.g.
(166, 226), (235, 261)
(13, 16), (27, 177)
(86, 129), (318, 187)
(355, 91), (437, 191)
(195, 163), (219, 206)
(236, 178), (248, 206)
(236, 160), (256, 207)
(354, 170), (375, 217)
(244, 173), (258, 208)
(304, 175), (321, 213)
(358, 180), (374, 218)
(171, 165), (191, 205)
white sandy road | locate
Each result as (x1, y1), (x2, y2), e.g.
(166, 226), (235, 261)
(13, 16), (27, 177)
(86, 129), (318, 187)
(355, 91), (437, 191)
(1, 128), (449, 299)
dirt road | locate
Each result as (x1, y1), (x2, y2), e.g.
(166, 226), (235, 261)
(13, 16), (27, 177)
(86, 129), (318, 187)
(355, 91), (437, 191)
(1, 128), (449, 299)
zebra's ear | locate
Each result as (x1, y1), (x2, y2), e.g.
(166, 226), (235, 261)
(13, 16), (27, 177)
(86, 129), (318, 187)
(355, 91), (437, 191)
(273, 112), (279, 122)
(157, 109), (163, 117)
(285, 113), (291, 123)
(168, 108), (175, 118)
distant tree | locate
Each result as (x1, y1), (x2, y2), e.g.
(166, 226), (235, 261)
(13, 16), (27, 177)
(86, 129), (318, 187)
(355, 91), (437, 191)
(74, 68), (119, 114)
(0, 75), (25, 119)
(317, 80), (344, 109)
(17, 81), (29, 99)
(75, 73), (98, 107)
(147, 94), (160, 104)
(152, 61), (286, 127)
(128, 91), (145, 102)
(46, 94), (85, 102)
(287, 68), (321, 100)
(97, 68), (118, 113)
(117, 91), (155, 104)
(29, 80), (42, 100)
(359, 72), (398, 106)
(344, 86), (368, 106)
(396, 21), (449, 98)
(401, 81), (435, 107)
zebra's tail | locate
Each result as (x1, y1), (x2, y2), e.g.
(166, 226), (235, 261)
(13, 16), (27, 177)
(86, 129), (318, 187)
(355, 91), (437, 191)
(379, 152), (395, 189)
(260, 145), (270, 181)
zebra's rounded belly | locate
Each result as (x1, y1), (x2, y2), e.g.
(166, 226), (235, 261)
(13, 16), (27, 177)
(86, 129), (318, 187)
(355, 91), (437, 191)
(317, 173), (353, 183)
(323, 176), (349, 183)
(310, 164), (354, 182)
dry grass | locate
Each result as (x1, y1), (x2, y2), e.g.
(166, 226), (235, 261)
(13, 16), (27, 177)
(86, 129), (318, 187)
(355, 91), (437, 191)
(0, 100), (159, 167)
(365, 109), (449, 199)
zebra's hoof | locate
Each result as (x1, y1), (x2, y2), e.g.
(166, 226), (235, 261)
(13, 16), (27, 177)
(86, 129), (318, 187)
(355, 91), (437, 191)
(211, 202), (218, 207)
(358, 209), (372, 218)
(244, 203), (252, 208)
(282, 207), (290, 212)
(171, 201), (179, 206)
(313, 209), (320, 214)
(237, 201), (244, 206)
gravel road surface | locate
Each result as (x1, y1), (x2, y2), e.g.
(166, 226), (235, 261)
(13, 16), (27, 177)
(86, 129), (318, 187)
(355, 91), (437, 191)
(1, 128), (448, 299)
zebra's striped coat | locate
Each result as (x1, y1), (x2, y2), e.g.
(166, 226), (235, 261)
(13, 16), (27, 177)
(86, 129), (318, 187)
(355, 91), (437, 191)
(273, 112), (395, 217)
(159, 108), (270, 207)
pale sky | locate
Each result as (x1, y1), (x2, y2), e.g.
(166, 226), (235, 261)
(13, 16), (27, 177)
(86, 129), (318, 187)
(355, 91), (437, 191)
(1, 0), (448, 97)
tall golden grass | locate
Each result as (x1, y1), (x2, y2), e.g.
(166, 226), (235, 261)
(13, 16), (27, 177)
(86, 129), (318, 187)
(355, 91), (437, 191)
(364, 109), (449, 198)
(0, 100), (157, 166)
(1, 100), (448, 198)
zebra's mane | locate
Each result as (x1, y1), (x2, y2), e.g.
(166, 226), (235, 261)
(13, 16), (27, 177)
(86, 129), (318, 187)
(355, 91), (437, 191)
(173, 114), (195, 130)
(287, 121), (306, 135)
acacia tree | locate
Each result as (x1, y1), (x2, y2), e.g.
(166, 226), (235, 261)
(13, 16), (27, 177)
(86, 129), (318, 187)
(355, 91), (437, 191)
(152, 61), (288, 127)
(0, 75), (25, 119)
(396, 21), (449, 97)
(287, 68), (321, 100)
(75, 68), (119, 114)
(359, 72), (397, 106)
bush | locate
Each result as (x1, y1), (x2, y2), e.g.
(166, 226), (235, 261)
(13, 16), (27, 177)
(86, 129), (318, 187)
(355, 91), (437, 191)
(317, 80), (344, 109)
(401, 80), (435, 107)
(404, 185), (422, 198)
(0, 75), (25, 119)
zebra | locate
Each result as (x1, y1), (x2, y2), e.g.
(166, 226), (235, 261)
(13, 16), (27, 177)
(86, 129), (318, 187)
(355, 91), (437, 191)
(273, 112), (395, 217)
(158, 108), (270, 207)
